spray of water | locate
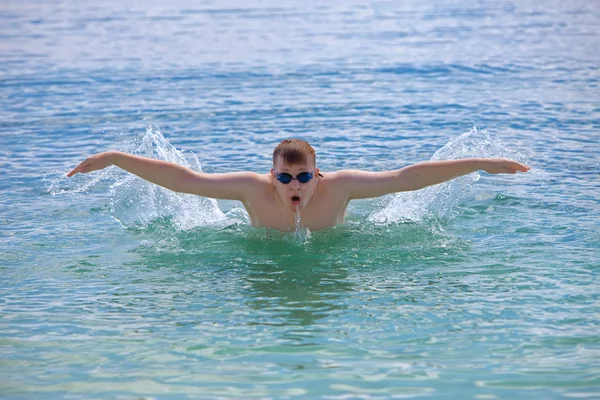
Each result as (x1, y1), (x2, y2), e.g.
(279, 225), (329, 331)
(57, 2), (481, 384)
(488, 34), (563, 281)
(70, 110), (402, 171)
(287, 205), (311, 244)
(50, 126), (238, 230)
(368, 127), (528, 225)
(295, 206), (302, 231)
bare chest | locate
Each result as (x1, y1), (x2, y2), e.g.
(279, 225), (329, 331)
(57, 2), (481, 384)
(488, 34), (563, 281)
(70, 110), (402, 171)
(246, 192), (348, 232)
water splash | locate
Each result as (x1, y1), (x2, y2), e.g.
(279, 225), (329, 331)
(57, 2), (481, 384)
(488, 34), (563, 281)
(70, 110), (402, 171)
(50, 125), (234, 230)
(368, 127), (528, 225)
(47, 165), (113, 196)
(280, 205), (311, 244)
(295, 205), (302, 231)
(109, 126), (229, 230)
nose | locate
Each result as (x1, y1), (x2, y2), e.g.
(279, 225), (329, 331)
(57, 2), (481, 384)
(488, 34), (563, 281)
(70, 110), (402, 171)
(289, 179), (302, 190)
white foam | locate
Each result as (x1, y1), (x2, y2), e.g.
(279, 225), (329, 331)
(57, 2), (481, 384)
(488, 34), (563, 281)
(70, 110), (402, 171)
(50, 125), (237, 231)
(368, 127), (528, 225)
(108, 126), (228, 230)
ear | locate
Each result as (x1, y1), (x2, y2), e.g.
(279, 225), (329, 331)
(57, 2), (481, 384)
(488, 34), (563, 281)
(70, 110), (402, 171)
(315, 167), (320, 178)
(270, 169), (276, 186)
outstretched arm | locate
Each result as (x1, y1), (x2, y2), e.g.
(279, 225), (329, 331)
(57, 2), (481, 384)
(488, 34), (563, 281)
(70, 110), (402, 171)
(337, 158), (530, 200)
(67, 151), (262, 201)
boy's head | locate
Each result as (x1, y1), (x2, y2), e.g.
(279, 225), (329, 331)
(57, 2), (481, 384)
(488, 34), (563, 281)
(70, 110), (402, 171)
(271, 139), (320, 212)
(272, 139), (316, 168)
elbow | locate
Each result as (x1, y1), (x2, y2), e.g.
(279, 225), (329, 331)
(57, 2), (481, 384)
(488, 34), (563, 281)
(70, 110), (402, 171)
(393, 170), (423, 192)
(171, 170), (199, 194)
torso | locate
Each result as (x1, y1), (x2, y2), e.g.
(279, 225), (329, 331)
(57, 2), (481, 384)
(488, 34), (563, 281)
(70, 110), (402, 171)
(242, 174), (349, 231)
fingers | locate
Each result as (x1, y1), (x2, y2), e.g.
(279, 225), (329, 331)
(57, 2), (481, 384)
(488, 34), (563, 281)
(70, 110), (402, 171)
(491, 160), (530, 174)
(501, 159), (530, 173)
(66, 165), (81, 177)
(66, 162), (89, 177)
(513, 162), (530, 173)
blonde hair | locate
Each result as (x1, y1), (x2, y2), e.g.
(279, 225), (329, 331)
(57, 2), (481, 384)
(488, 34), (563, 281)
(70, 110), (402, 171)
(272, 139), (316, 166)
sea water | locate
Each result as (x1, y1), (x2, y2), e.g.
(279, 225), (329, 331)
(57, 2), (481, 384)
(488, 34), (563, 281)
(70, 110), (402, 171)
(1, 0), (599, 398)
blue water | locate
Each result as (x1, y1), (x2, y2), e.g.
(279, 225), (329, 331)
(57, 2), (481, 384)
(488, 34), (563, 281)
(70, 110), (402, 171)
(1, 1), (599, 398)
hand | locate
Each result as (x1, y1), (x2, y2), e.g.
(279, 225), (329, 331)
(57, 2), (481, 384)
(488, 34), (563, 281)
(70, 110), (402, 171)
(67, 152), (115, 177)
(481, 158), (530, 174)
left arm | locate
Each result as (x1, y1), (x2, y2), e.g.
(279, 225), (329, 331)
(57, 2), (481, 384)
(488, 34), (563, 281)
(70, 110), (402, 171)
(335, 158), (530, 200)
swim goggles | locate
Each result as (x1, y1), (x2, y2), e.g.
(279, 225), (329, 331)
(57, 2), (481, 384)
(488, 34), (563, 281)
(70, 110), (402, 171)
(275, 171), (315, 184)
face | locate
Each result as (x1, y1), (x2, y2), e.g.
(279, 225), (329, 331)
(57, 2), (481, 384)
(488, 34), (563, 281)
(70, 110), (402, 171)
(271, 156), (320, 212)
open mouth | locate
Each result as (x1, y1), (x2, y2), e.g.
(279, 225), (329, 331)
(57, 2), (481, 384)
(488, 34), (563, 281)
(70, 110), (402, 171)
(291, 196), (301, 205)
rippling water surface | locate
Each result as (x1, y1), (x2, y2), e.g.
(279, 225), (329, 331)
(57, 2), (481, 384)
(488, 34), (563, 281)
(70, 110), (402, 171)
(1, 0), (599, 398)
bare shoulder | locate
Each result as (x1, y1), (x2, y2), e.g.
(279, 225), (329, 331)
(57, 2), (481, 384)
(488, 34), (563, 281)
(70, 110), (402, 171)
(185, 171), (271, 201)
(220, 171), (272, 192)
(233, 171), (272, 194)
(319, 169), (398, 200)
(315, 169), (372, 199)
(229, 171), (269, 181)
(199, 171), (269, 184)
(319, 169), (355, 181)
(321, 169), (382, 184)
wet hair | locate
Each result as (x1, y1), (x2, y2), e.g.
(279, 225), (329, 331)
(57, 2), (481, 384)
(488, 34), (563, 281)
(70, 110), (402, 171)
(272, 138), (316, 166)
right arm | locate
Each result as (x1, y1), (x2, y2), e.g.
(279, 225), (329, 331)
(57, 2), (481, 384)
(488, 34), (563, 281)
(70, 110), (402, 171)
(67, 151), (262, 201)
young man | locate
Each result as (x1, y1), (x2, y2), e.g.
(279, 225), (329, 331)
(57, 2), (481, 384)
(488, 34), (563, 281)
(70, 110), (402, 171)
(68, 138), (530, 231)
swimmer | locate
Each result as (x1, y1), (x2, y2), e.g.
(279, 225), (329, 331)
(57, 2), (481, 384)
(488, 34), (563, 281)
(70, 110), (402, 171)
(68, 138), (530, 231)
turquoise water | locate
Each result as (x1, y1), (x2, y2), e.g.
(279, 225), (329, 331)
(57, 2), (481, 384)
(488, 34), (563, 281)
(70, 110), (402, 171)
(2, 1), (599, 398)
